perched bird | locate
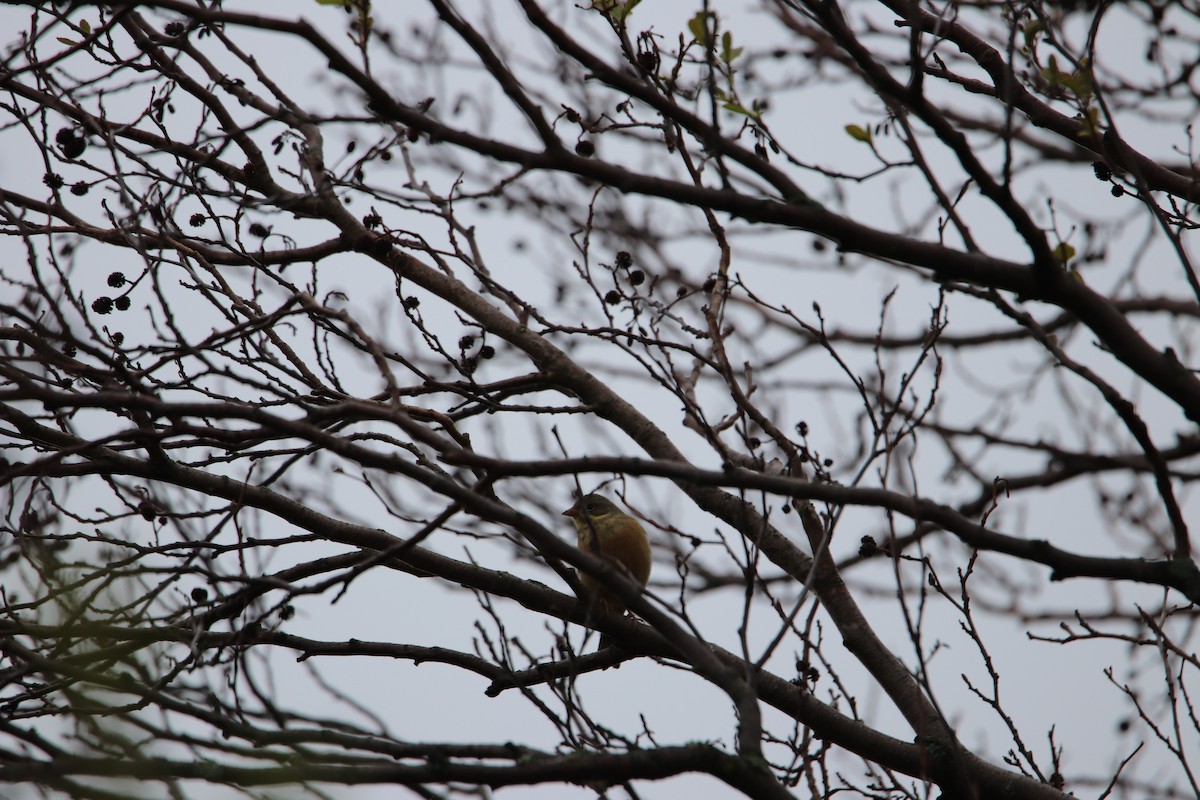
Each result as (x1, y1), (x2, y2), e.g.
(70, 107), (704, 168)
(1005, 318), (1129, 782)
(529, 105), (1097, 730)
(563, 493), (652, 647)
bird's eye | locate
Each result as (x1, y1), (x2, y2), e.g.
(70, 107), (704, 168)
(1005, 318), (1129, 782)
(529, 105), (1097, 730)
(585, 503), (596, 511)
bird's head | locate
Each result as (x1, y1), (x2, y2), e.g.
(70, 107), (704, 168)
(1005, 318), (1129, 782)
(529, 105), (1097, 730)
(563, 493), (620, 520)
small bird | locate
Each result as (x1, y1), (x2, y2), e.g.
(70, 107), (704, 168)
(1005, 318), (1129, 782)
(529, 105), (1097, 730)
(563, 493), (652, 647)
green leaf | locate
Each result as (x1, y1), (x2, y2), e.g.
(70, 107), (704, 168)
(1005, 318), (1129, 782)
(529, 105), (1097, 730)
(1064, 69), (1093, 101)
(1052, 242), (1076, 263)
(720, 31), (743, 64)
(688, 11), (714, 46)
(57, 37), (78, 46)
(1074, 107), (1102, 139)
(844, 124), (872, 143)
(80, 19), (91, 34)
(1065, 71), (1094, 99)
(612, 0), (641, 21)
(588, 0), (638, 19)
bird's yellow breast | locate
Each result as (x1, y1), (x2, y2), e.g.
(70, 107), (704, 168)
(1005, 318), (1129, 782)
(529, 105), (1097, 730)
(573, 512), (651, 604)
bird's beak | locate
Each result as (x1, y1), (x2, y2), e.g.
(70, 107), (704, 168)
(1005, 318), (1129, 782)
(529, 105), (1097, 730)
(562, 507), (577, 517)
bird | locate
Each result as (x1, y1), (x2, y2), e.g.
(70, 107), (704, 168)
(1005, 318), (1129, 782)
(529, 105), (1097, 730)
(563, 493), (652, 648)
